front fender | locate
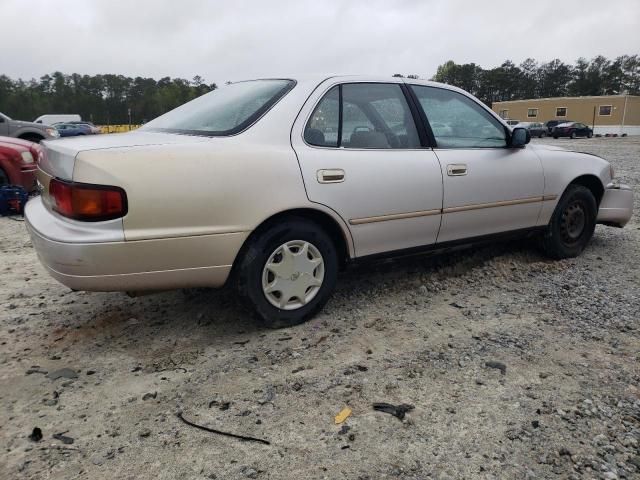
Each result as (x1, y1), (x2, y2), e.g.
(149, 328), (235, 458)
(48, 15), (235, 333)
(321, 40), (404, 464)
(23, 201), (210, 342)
(532, 146), (610, 226)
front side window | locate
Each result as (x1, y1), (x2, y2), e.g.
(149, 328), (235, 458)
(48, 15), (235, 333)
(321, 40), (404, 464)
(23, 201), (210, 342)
(527, 108), (538, 118)
(410, 85), (507, 148)
(142, 79), (295, 136)
(556, 107), (567, 117)
(304, 83), (420, 149)
(598, 105), (612, 116)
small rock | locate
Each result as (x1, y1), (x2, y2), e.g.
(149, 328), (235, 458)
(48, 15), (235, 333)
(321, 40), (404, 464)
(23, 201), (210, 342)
(142, 392), (157, 401)
(47, 368), (78, 380)
(558, 447), (572, 457)
(90, 454), (105, 466)
(241, 466), (258, 478)
(485, 361), (507, 375)
(138, 429), (151, 438)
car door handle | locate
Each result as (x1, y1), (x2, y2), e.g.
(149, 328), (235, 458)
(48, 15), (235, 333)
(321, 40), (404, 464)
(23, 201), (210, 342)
(447, 164), (467, 176)
(317, 169), (345, 183)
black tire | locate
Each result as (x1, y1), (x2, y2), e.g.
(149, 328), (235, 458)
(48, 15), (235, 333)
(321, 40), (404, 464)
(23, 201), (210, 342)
(19, 134), (44, 143)
(0, 167), (9, 186)
(587, 131), (593, 138)
(541, 185), (597, 259)
(553, 135), (558, 139)
(539, 132), (546, 138)
(570, 131), (576, 139)
(236, 218), (339, 328)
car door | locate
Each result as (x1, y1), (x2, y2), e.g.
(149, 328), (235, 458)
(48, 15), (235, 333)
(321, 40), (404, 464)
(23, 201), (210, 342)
(291, 80), (443, 257)
(408, 84), (545, 244)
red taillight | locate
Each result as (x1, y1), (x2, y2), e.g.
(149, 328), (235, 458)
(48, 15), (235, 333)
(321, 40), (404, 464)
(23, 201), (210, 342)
(49, 179), (127, 221)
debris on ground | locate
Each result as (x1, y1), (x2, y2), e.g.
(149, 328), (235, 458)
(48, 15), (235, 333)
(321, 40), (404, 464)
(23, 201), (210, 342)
(46, 368), (78, 380)
(334, 407), (352, 424)
(28, 427), (42, 442)
(176, 412), (270, 445)
(372, 403), (415, 420)
(52, 432), (74, 444)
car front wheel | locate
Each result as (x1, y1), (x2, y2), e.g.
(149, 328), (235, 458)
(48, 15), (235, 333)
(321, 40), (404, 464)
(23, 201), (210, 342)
(236, 218), (338, 328)
(541, 185), (597, 259)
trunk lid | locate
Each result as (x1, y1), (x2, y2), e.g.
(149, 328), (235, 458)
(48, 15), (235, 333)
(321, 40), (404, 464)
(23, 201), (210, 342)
(38, 130), (209, 180)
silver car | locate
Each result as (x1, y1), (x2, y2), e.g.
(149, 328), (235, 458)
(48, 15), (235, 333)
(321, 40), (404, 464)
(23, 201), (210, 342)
(25, 75), (634, 327)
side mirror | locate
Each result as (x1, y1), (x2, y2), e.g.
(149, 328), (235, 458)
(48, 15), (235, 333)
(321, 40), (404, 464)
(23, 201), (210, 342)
(510, 127), (530, 147)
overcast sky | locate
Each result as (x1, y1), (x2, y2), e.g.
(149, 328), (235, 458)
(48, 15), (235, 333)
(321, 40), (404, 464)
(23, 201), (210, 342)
(2, 0), (639, 83)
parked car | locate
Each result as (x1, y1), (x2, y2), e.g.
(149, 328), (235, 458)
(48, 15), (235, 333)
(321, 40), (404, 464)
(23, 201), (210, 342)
(545, 119), (574, 135)
(552, 122), (593, 139)
(25, 76), (633, 328)
(55, 123), (94, 137)
(0, 136), (41, 191)
(0, 112), (60, 143)
(518, 122), (547, 138)
(66, 121), (102, 135)
(34, 114), (81, 125)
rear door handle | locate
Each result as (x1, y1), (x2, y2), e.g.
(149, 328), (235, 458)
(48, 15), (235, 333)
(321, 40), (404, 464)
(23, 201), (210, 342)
(447, 164), (467, 176)
(317, 169), (345, 183)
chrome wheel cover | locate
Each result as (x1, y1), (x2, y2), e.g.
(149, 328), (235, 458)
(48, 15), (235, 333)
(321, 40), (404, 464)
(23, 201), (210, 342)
(261, 240), (325, 310)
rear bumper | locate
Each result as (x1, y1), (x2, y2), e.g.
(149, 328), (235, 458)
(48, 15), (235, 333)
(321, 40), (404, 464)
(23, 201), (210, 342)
(596, 183), (633, 227)
(25, 197), (249, 292)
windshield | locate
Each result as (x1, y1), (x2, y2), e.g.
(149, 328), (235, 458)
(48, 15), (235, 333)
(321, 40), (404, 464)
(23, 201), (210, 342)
(142, 79), (295, 136)
(0, 112), (11, 120)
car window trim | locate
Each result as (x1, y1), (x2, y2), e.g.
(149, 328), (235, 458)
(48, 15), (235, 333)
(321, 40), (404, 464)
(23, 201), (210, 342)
(407, 84), (510, 150)
(302, 81), (428, 151)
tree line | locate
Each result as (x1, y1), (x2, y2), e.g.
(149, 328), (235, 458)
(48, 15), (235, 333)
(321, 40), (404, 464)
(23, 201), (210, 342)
(428, 55), (639, 106)
(1, 55), (638, 124)
(0, 72), (216, 124)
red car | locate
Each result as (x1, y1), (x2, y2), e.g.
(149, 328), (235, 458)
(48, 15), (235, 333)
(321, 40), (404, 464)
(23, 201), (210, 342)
(0, 136), (42, 192)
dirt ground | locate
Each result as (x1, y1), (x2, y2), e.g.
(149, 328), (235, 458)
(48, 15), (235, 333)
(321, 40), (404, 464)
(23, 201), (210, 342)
(1, 137), (639, 480)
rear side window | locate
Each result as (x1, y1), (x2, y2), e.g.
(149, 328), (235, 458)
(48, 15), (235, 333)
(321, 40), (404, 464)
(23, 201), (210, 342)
(410, 85), (507, 148)
(142, 79), (295, 136)
(304, 83), (421, 149)
(305, 86), (339, 147)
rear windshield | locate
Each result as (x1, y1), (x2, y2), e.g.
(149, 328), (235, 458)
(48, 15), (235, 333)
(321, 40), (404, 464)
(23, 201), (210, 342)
(141, 79), (295, 136)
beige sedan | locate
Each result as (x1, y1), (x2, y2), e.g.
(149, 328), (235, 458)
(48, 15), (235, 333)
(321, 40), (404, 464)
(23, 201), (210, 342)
(25, 76), (633, 327)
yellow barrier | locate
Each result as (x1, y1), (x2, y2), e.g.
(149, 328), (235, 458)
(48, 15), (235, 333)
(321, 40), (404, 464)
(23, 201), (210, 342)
(98, 125), (141, 134)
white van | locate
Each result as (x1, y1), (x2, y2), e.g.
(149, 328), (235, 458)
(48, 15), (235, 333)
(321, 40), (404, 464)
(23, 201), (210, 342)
(34, 114), (81, 125)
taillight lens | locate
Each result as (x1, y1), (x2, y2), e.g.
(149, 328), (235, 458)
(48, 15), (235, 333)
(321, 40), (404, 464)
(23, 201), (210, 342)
(49, 179), (127, 221)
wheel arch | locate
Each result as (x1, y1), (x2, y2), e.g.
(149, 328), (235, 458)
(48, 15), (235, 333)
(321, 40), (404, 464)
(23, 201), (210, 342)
(18, 131), (45, 142)
(232, 207), (354, 275)
(568, 174), (605, 206)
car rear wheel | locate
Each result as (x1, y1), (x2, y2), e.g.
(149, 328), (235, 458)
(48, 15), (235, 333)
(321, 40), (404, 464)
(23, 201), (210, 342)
(570, 131), (576, 139)
(236, 218), (338, 328)
(539, 132), (546, 138)
(587, 132), (593, 138)
(541, 185), (597, 259)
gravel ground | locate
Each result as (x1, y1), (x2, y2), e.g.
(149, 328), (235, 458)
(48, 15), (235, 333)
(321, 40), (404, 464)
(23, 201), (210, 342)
(1, 137), (639, 480)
